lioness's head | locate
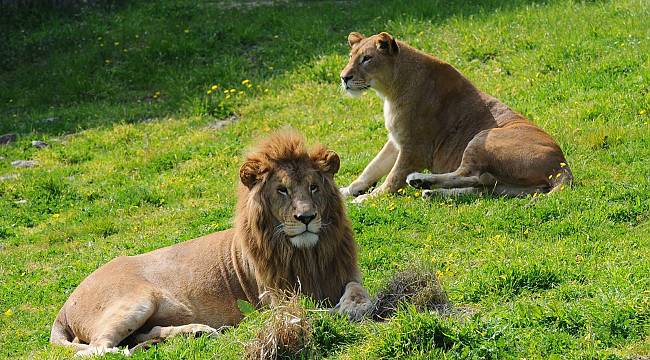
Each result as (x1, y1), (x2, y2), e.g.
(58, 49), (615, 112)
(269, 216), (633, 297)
(239, 131), (342, 249)
(340, 31), (399, 96)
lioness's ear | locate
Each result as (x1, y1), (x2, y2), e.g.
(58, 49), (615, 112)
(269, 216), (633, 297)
(375, 32), (398, 54)
(311, 149), (340, 175)
(348, 32), (365, 48)
(240, 159), (264, 189)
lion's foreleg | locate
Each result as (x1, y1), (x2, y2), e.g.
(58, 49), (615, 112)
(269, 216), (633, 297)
(341, 140), (398, 197)
(333, 282), (372, 321)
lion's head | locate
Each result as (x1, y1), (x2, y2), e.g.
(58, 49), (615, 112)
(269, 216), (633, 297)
(340, 31), (399, 97)
(238, 131), (342, 249)
(235, 130), (358, 300)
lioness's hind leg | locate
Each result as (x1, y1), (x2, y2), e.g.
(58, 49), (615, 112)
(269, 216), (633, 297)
(422, 187), (481, 198)
(406, 171), (485, 190)
(489, 184), (548, 197)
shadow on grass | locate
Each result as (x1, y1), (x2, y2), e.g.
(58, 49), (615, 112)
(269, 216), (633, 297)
(0, 0), (548, 135)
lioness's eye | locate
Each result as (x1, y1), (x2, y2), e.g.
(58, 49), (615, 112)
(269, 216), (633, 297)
(310, 184), (319, 193)
(361, 55), (372, 64)
(277, 187), (288, 196)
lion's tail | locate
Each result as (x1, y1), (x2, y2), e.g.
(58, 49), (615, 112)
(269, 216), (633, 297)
(548, 164), (573, 193)
(50, 309), (89, 352)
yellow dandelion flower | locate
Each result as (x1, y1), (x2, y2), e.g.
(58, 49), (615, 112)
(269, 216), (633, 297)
(246, 84), (253, 89)
(242, 79), (250, 85)
(4, 309), (12, 317)
(225, 94), (231, 99)
(207, 89), (212, 94)
(224, 90), (229, 94)
(560, 162), (566, 167)
(556, 173), (561, 178)
(238, 91), (245, 96)
(52, 214), (60, 219)
(264, 89), (269, 93)
(211, 85), (218, 91)
(640, 109), (647, 115)
(154, 91), (160, 96)
(229, 89), (236, 93)
(548, 174), (553, 179)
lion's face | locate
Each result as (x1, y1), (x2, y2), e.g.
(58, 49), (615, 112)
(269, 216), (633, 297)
(262, 167), (328, 248)
(340, 32), (399, 97)
(239, 133), (341, 249)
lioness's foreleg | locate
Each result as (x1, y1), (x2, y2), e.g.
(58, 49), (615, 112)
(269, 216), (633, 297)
(333, 282), (372, 321)
(352, 149), (421, 203)
(341, 140), (398, 197)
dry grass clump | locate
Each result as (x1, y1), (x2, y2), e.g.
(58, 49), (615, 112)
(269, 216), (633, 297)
(371, 266), (451, 320)
(244, 290), (313, 360)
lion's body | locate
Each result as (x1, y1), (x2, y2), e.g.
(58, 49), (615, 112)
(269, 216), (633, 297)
(340, 32), (572, 201)
(51, 132), (371, 356)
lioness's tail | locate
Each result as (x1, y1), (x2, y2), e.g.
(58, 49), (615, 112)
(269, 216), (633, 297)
(549, 164), (573, 193)
(50, 309), (89, 352)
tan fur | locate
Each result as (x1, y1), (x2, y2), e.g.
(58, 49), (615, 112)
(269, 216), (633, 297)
(50, 131), (371, 356)
(339, 32), (572, 202)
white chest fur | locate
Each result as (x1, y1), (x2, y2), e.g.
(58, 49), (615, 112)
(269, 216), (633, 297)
(383, 100), (402, 148)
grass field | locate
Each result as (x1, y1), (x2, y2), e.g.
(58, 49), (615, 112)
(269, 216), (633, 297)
(1, 0), (649, 358)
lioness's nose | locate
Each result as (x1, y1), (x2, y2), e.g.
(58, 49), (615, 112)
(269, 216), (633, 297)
(295, 213), (316, 225)
(341, 75), (353, 83)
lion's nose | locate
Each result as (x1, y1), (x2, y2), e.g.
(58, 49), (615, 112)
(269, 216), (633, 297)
(295, 213), (316, 225)
(341, 75), (353, 83)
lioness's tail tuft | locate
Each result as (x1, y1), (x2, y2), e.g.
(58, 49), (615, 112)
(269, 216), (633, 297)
(549, 164), (573, 193)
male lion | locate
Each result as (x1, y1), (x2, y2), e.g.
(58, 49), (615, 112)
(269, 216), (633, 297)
(339, 32), (572, 202)
(50, 131), (372, 356)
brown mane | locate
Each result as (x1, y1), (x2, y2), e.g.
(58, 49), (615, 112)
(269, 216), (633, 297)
(235, 131), (360, 304)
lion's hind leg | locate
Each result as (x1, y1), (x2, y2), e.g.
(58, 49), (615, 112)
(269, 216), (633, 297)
(74, 293), (158, 357)
(127, 324), (220, 354)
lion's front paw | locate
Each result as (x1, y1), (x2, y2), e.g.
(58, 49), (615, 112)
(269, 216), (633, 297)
(406, 172), (433, 189)
(334, 282), (372, 321)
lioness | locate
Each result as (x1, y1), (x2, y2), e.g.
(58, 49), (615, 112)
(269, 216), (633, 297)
(51, 131), (372, 356)
(339, 32), (572, 202)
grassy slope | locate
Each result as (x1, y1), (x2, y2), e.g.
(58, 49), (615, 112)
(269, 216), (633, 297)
(1, 0), (649, 358)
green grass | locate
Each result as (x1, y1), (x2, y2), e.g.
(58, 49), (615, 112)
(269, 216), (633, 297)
(1, 0), (649, 358)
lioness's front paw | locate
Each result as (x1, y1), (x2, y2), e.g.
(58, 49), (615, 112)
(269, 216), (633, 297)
(334, 282), (373, 321)
(406, 172), (433, 189)
(352, 193), (373, 204)
(340, 182), (368, 198)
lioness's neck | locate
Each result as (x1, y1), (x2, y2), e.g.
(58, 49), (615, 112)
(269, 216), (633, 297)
(375, 43), (468, 102)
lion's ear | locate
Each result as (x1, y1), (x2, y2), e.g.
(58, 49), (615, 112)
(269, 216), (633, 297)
(348, 32), (365, 48)
(375, 32), (398, 54)
(240, 159), (264, 189)
(312, 149), (340, 175)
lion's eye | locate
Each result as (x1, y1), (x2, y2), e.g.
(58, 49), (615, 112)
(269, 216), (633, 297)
(361, 55), (372, 64)
(310, 184), (319, 193)
(277, 187), (288, 196)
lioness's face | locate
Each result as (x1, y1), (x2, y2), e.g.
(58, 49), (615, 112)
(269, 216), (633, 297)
(340, 32), (399, 96)
(264, 168), (327, 248)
